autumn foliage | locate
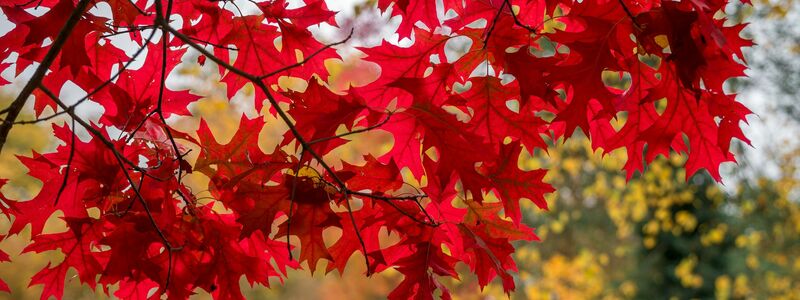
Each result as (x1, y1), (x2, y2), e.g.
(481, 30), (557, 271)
(0, 0), (753, 299)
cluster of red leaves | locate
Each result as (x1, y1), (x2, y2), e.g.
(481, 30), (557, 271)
(0, 0), (752, 299)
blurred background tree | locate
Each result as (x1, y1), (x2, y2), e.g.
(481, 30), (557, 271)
(507, 138), (800, 300)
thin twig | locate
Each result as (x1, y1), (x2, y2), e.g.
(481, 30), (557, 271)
(503, 0), (538, 33)
(186, 36), (239, 51)
(258, 28), (355, 79)
(413, 198), (437, 225)
(39, 84), (179, 291)
(380, 198), (438, 227)
(99, 25), (155, 38)
(502, 0), (567, 34)
(616, 0), (642, 30)
(54, 118), (77, 205)
(152, 0), (195, 214)
(123, 110), (158, 142)
(12, 109), (70, 125)
(307, 112), (393, 145)
(483, 0), (507, 49)
(159, 20), (437, 226)
(0, 0), (93, 154)
(342, 191), (372, 275)
(14, 28), (159, 127)
(286, 150), (306, 261)
(39, 85), (176, 246)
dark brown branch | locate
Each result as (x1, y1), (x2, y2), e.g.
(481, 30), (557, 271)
(380, 198), (438, 227)
(413, 198), (437, 226)
(13, 28), (159, 127)
(187, 36), (239, 51)
(483, 0), (507, 49)
(257, 28), (355, 79)
(502, 0), (567, 34)
(159, 21), (436, 226)
(9, 109), (70, 125)
(54, 118), (76, 205)
(342, 191), (371, 275)
(153, 0), (194, 214)
(503, 0), (538, 33)
(154, 0), (182, 166)
(0, 0), (93, 154)
(37, 86), (166, 179)
(39, 84), (179, 291)
(616, 0), (642, 30)
(120, 173), (148, 216)
(307, 112), (393, 145)
(123, 110), (158, 142)
(298, 166), (436, 227)
(125, 0), (148, 16)
(13, 0), (38, 8)
(159, 22), (341, 182)
(9, 5), (156, 129)
(100, 25), (155, 38)
(286, 150), (306, 261)
(350, 190), (428, 201)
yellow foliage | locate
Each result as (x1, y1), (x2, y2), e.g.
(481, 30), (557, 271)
(715, 275), (731, 300)
(524, 251), (606, 300)
(701, 224), (727, 246)
(675, 256), (703, 288)
(503, 132), (800, 299)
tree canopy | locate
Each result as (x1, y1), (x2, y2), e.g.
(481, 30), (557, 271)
(0, 0), (753, 299)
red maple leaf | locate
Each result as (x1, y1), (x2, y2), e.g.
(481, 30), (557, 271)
(0, 0), (754, 298)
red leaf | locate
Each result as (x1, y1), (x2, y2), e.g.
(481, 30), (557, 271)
(481, 142), (554, 224)
(276, 175), (341, 273)
(0, 0), (755, 298)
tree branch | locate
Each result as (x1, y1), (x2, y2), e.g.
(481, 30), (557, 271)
(0, 0), (93, 153)
(257, 28), (354, 79)
(307, 112), (393, 145)
(39, 84), (179, 292)
(616, 0), (642, 30)
(8, 27), (159, 127)
(158, 20), (436, 226)
(483, 0), (507, 49)
(54, 118), (76, 206)
(342, 191), (372, 275)
(286, 150), (305, 261)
